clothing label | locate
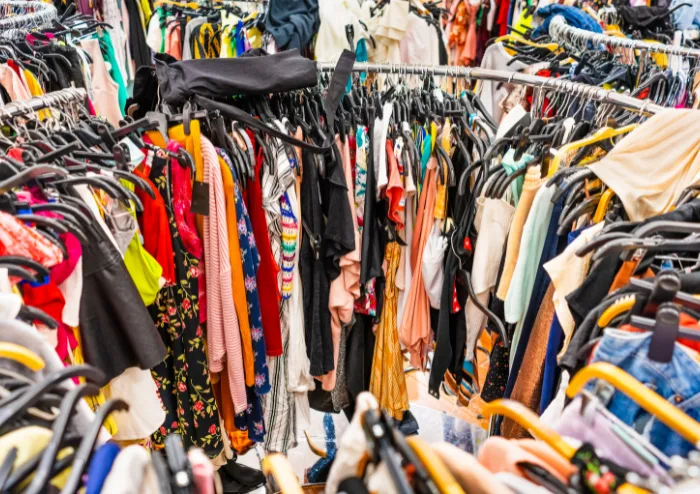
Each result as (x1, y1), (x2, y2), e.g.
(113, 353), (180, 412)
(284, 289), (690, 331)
(191, 181), (210, 216)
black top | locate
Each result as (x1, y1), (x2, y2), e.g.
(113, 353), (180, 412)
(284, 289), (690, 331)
(300, 144), (355, 377)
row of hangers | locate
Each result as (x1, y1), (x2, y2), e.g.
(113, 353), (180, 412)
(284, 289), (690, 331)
(0, 344), (203, 493)
(261, 361), (700, 493)
(0, 87), (206, 331)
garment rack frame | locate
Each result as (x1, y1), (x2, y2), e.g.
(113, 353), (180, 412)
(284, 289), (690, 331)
(317, 61), (665, 115)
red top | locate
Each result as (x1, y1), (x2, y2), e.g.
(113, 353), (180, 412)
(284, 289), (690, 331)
(244, 141), (283, 357)
(133, 168), (176, 286)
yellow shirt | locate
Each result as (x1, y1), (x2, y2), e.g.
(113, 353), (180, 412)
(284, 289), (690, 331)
(434, 121), (451, 220)
(23, 69), (50, 120)
(0, 426), (73, 489)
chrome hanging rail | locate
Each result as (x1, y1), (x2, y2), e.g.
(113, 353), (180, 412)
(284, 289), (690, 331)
(549, 15), (700, 59)
(0, 88), (87, 121)
(317, 61), (666, 115)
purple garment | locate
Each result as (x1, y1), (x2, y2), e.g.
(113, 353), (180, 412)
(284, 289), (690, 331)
(557, 396), (671, 483)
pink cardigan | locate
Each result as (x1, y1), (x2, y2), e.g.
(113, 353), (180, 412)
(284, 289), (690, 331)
(201, 137), (247, 413)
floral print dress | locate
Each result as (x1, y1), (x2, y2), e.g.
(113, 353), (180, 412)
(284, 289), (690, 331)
(148, 152), (223, 457)
(219, 149), (269, 442)
(353, 125), (378, 317)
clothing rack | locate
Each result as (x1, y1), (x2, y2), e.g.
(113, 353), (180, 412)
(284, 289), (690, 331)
(0, 1), (57, 39)
(316, 61), (666, 115)
(0, 87), (87, 121)
(549, 15), (700, 59)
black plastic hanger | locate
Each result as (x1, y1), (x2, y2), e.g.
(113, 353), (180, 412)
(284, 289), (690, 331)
(151, 451), (174, 494)
(31, 203), (94, 232)
(0, 447), (17, 491)
(556, 193), (602, 236)
(0, 165), (68, 194)
(0, 265), (39, 284)
(60, 398), (129, 494)
(0, 366), (105, 433)
(24, 383), (101, 494)
(34, 229), (68, 259)
(15, 214), (89, 245)
(164, 434), (194, 494)
(0, 255), (50, 280)
(360, 408), (412, 494)
(17, 303), (59, 330)
(631, 303), (683, 363)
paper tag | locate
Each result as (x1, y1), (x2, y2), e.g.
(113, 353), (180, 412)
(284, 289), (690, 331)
(191, 181), (210, 216)
(119, 137), (146, 170)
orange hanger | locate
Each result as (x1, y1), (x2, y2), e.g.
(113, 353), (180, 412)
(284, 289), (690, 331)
(568, 362), (700, 446)
(547, 124), (637, 178)
(406, 437), (465, 494)
(597, 294), (636, 328)
(261, 454), (302, 494)
(481, 400), (577, 459)
(593, 188), (616, 223)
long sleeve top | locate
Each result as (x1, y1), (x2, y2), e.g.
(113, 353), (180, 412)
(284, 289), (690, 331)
(202, 137), (247, 413)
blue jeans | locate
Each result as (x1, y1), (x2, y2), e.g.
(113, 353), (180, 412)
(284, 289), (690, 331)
(591, 329), (700, 458)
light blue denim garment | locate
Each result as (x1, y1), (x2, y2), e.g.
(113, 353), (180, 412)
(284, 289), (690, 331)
(671, 0), (700, 30)
(590, 328), (700, 458)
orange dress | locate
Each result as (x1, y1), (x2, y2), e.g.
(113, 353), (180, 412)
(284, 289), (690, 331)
(399, 157), (438, 369)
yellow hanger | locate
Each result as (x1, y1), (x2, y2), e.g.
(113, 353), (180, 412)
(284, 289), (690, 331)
(568, 362), (700, 446)
(304, 430), (327, 458)
(618, 486), (652, 494)
(0, 342), (45, 371)
(583, 5), (601, 22)
(597, 294), (636, 328)
(605, 30), (626, 37)
(481, 400), (577, 459)
(261, 454), (302, 494)
(593, 188), (616, 223)
(547, 124), (637, 178)
(494, 35), (561, 53)
(153, 0), (200, 8)
(406, 437), (465, 494)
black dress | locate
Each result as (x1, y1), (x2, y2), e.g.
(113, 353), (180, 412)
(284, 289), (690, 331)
(148, 155), (224, 458)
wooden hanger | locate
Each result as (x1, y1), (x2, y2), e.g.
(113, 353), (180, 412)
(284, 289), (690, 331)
(547, 124), (637, 178)
(481, 400), (576, 459)
(568, 362), (700, 446)
(261, 454), (302, 494)
(0, 342), (45, 371)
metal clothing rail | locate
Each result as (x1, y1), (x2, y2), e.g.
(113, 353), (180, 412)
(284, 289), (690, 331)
(0, 88), (87, 121)
(0, 1), (57, 39)
(317, 61), (666, 115)
(549, 15), (700, 59)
